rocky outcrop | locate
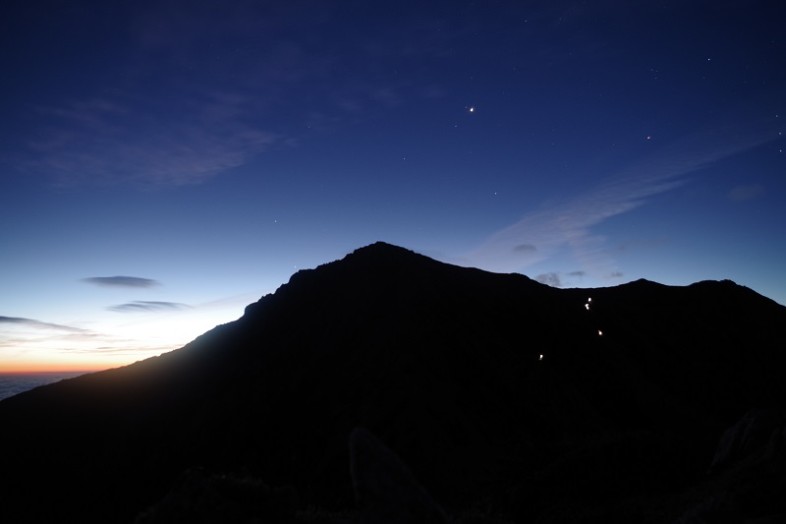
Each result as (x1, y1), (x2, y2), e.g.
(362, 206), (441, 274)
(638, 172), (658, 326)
(711, 408), (786, 471)
(350, 427), (448, 524)
(672, 409), (786, 524)
(135, 469), (297, 524)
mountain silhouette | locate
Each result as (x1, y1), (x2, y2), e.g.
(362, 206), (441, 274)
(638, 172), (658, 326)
(1, 242), (785, 523)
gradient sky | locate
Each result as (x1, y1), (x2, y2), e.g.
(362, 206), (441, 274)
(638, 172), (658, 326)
(2, 1), (784, 372)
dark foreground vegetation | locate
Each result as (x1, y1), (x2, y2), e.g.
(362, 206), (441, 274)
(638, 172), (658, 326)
(1, 242), (785, 523)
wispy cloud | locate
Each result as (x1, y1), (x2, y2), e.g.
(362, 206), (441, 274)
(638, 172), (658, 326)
(0, 316), (86, 333)
(728, 184), (764, 202)
(535, 273), (562, 288)
(513, 244), (537, 254)
(466, 174), (683, 275)
(467, 115), (780, 277)
(107, 301), (189, 313)
(29, 92), (279, 187)
(82, 276), (159, 288)
(19, 3), (458, 188)
(532, 269), (589, 289)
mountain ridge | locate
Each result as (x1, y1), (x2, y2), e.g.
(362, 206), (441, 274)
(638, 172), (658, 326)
(1, 242), (785, 523)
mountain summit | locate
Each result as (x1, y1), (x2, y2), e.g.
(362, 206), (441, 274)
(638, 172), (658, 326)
(2, 243), (785, 523)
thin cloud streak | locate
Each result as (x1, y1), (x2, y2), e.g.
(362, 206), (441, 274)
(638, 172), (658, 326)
(66, 344), (177, 355)
(108, 301), (190, 313)
(467, 116), (780, 276)
(0, 316), (86, 333)
(82, 276), (160, 288)
(513, 243), (537, 254)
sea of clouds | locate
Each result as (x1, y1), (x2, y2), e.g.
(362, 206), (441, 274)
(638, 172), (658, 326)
(0, 373), (85, 402)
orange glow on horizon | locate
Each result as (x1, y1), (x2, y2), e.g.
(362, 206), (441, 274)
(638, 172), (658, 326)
(0, 361), (112, 375)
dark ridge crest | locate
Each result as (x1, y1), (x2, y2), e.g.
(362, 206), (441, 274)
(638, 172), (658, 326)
(1, 243), (785, 524)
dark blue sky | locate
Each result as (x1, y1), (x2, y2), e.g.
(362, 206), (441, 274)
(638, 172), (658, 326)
(1, 0), (784, 371)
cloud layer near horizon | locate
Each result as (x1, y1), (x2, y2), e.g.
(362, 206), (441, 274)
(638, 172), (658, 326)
(82, 276), (160, 288)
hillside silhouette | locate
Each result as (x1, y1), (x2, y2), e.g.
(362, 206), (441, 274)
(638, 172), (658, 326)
(1, 242), (785, 523)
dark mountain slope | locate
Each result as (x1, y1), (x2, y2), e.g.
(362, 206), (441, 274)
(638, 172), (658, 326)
(1, 242), (785, 523)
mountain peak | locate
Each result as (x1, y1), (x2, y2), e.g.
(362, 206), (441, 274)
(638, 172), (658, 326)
(242, 242), (438, 319)
(3, 243), (786, 523)
(315, 241), (442, 278)
(343, 241), (424, 262)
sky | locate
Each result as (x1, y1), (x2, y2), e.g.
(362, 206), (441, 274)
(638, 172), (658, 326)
(1, 0), (784, 372)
